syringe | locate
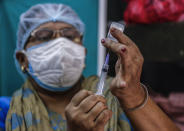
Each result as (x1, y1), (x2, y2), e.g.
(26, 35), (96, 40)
(95, 53), (110, 96)
(95, 22), (125, 96)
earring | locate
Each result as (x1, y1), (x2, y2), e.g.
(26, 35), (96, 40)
(74, 38), (80, 43)
(21, 65), (26, 73)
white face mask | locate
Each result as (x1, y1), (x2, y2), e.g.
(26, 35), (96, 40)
(24, 37), (85, 92)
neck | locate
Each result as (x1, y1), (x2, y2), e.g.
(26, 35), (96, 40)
(28, 76), (84, 117)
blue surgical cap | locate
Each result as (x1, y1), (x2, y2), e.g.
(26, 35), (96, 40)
(15, 3), (85, 79)
(16, 3), (85, 51)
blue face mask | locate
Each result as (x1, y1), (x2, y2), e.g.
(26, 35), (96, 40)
(24, 38), (85, 92)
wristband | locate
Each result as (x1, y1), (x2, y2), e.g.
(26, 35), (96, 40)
(125, 83), (148, 112)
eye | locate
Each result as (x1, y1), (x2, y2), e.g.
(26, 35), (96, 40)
(35, 29), (53, 40)
(61, 28), (80, 40)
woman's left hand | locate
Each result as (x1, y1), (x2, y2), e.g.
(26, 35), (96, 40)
(101, 28), (145, 109)
(102, 28), (181, 131)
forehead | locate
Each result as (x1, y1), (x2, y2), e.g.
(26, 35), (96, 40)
(36, 22), (74, 30)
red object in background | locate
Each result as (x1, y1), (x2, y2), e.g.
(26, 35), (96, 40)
(124, 0), (184, 24)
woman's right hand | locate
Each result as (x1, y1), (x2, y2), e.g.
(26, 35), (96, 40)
(65, 90), (112, 131)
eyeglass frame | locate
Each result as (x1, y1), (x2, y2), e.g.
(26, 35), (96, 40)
(30, 27), (82, 43)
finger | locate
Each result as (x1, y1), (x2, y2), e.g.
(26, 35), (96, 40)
(79, 95), (106, 113)
(102, 38), (129, 82)
(110, 28), (134, 47)
(110, 76), (126, 92)
(101, 38), (127, 57)
(102, 39), (127, 73)
(111, 28), (143, 57)
(96, 95), (107, 104)
(95, 109), (112, 127)
(102, 39), (128, 76)
(87, 102), (107, 121)
(71, 90), (93, 106)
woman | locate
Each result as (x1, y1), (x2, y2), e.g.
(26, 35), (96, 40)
(6, 3), (180, 131)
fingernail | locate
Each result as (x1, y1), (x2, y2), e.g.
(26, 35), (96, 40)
(121, 48), (126, 53)
(101, 39), (105, 43)
(120, 81), (126, 87)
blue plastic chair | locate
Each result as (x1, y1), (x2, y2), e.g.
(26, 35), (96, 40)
(0, 97), (11, 131)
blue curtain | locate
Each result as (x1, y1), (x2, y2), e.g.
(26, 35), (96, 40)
(0, 0), (98, 96)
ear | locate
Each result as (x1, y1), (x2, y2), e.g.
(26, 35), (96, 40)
(16, 51), (29, 71)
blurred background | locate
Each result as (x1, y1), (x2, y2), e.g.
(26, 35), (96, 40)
(0, 0), (184, 130)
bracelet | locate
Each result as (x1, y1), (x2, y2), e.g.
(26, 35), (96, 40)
(125, 83), (149, 112)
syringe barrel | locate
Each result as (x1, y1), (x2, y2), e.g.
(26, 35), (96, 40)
(96, 67), (108, 96)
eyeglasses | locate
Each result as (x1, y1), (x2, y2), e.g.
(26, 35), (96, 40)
(31, 27), (81, 42)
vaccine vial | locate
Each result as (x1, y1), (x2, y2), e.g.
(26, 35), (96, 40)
(107, 22), (125, 42)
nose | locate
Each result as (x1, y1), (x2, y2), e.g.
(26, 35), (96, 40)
(53, 30), (62, 38)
